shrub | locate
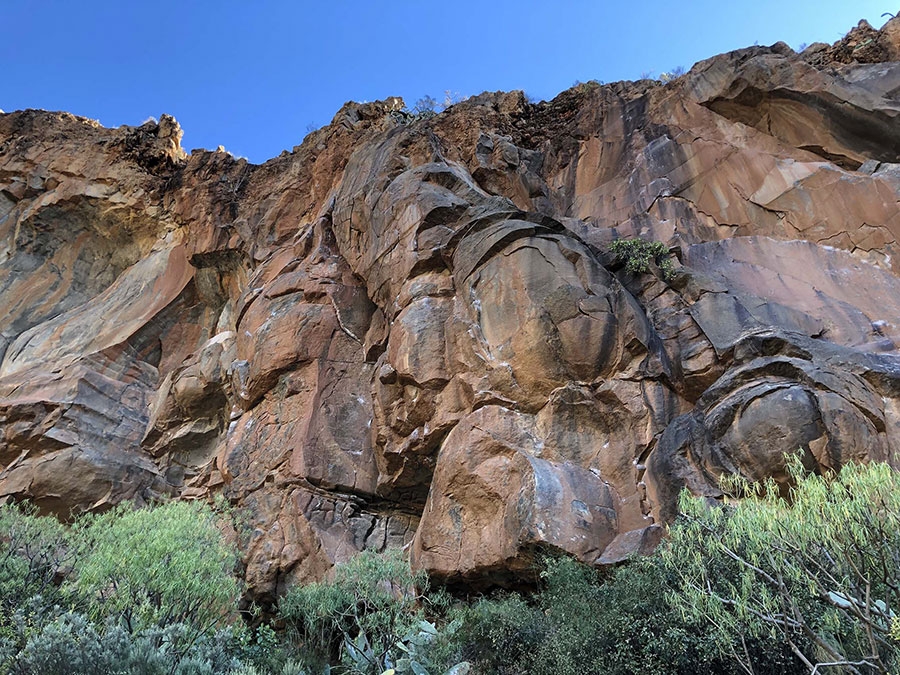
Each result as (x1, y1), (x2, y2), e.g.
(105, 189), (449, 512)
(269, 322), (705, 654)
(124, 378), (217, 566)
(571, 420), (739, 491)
(69, 501), (240, 636)
(412, 96), (439, 117)
(608, 238), (676, 280)
(11, 611), (245, 675)
(571, 80), (604, 93)
(532, 556), (690, 675)
(279, 548), (430, 674)
(663, 459), (900, 674)
(0, 500), (259, 674)
(432, 554), (745, 675)
(0, 503), (73, 664)
(433, 593), (545, 675)
(0, 503), (71, 616)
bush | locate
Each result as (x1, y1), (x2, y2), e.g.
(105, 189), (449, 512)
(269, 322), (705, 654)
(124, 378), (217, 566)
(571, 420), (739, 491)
(279, 548), (432, 674)
(663, 459), (900, 674)
(433, 554), (744, 675)
(431, 593), (543, 675)
(0, 500), (250, 673)
(0, 503), (71, 616)
(69, 500), (240, 636)
(11, 611), (245, 675)
(609, 238), (675, 280)
(531, 556), (704, 675)
(0, 503), (74, 666)
(412, 96), (438, 117)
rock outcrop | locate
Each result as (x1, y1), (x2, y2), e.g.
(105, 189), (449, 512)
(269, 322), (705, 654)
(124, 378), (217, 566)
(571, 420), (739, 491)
(2, 18), (900, 596)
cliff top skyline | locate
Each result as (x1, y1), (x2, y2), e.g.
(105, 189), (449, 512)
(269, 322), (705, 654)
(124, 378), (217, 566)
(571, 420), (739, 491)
(2, 0), (892, 162)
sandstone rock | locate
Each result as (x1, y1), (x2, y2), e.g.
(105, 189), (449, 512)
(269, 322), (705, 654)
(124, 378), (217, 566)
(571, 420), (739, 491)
(2, 19), (900, 592)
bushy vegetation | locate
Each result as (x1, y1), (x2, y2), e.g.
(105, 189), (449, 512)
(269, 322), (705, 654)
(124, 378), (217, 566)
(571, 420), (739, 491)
(3, 460), (900, 673)
(665, 459), (900, 674)
(73, 502), (240, 635)
(428, 555), (797, 675)
(279, 548), (442, 674)
(609, 237), (676, 281)
(0, 500), (251, 675)
(408, 91), (469, 119)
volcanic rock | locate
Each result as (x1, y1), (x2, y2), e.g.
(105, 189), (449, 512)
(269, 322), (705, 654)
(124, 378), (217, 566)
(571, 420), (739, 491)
(2, 19), (900, 593)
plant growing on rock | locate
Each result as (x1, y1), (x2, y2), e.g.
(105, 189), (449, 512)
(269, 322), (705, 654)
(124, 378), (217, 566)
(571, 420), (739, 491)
(412, 96), (439, 118)
(609, 237), (676, 280)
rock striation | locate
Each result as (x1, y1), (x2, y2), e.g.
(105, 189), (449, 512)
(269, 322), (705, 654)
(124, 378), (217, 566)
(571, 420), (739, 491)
(2, 18), (900, 597)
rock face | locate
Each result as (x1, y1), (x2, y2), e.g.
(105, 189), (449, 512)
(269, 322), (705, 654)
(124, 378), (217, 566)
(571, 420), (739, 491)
(2, 19), (900, 595)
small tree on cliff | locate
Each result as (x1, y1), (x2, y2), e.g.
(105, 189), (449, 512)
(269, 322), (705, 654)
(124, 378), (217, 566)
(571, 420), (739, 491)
(609, 238), (676, 281)
(662, 459), (900, 674)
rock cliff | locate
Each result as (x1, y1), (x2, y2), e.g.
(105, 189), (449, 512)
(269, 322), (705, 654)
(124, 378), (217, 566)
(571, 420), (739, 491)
(2, 18), (900, 599)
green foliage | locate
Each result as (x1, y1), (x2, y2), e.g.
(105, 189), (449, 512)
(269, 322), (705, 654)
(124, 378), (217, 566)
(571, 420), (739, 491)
(9, 462), (900, 675)
(279, 548), (433, 674)
(432, 593), (542, 675)
(0, 503), (70, 618)
(70, 501), (240, 635)
(11, 612), (245, 675)
(0, 499), (249, 674)
(530, 556), (711, 675)
(609, 237), (676, 280)
(663, 460), (900, 674)
(0, 504), (74, 666)
(432, 555), (749, 675)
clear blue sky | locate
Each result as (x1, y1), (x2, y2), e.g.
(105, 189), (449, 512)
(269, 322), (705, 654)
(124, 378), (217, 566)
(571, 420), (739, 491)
(2, 1), (892, 163)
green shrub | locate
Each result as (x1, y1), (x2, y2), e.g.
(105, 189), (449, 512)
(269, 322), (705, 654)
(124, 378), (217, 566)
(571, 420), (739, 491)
(433, 593), (545, 675)
(0, 503), (74, 665)
(69, 500), (240, 636)
(11, 611), (246, 675)
(0, 503), (71, 617)
(609, 238), (676, 281)
(0, 500), (249, 673)
(533, 556), (673, 675)
(663, 460), (900, 674)
(432, 554), (746, 675)
(279, 548), (430, 674)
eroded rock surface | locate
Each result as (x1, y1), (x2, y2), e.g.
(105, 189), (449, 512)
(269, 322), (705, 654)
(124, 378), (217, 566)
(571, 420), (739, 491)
(2, 18), (900, 593)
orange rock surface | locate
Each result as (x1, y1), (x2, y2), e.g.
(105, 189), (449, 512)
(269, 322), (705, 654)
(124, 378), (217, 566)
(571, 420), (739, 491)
(2, 19), (900, 595)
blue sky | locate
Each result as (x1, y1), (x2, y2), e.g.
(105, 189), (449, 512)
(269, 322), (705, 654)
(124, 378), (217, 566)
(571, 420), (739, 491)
(2, 1), (892, 163)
